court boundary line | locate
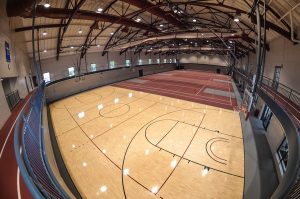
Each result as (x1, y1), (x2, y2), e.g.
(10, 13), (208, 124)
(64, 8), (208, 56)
(155, 114), (206, 195)
(51, 87), (244, 198)
(63, 102), (159, 197)
(155, 121), (179, 146)
(120, 107), (244, 199)
(205, 138), (230, 165)
(144, 118), (244, 179)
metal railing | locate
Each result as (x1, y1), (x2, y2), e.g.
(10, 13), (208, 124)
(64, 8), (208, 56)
(14, 82), (70, 199)
(233, 67), (300, 199)
(45, 62), (176, 84)
(6, 90), (21, 110)
(234, 68), (300, 129)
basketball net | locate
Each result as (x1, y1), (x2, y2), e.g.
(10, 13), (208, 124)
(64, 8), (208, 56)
(234, 88), (253, 120)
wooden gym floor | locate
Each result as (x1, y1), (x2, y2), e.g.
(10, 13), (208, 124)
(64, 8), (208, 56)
(49, 71), (244, 199)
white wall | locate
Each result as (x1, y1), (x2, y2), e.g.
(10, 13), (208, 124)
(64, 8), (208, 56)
(39, 51), (175, 81)
(179, 53), (228, 66)
(264, 37), (300, 91)
(238, 34), (300, 92)
(0, 0), (31, 129)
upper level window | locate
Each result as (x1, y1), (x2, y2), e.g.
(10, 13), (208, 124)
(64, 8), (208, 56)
(148, 59), (152, 64)
(169, 59), (172, 63)
(157, 59), (160, 64)
(138, 59), (142, 65)
(43, 72), (50, 83)
(164, 59), (167, 63)
(68, 67), (75, 76)
(276, 137), (288, 175)
(91, 63), (97, 72)
(109, 61), (115, 69)
(125, 59), (131, 67)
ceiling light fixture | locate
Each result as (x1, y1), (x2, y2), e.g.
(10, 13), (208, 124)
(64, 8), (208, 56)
(160, 24), (164, 27)
(234, 18), (240, 22)
(70, 46), (74, 49)
(97, 8), (103, 13)
(43, 49), (47, 53)
(97, 44), (100, 48)
(42, 31), (47, 36)
(110, 32), (114, 35)
(78, 29), (83, 34)
(44, 0), (50, 8)
(135, 18), (141, 22)
(193, 19), (196, 22)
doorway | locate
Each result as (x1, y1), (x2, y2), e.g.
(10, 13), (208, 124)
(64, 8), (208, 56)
(261, 105), (273, 130)
(139, 69), (143, 77)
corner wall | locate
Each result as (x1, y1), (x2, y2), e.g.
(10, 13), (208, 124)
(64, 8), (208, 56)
(0, 0), (31, 129)
(238, 34), (300, 92)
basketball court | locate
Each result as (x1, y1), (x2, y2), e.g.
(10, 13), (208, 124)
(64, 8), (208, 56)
(50, 71), (244, 199)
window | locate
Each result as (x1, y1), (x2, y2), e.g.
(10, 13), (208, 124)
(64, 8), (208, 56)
(138, 59), (142, 65)
(125, 59), (131, 67)
(157, 59), (160, 64)
(164, 59), (167, 63)
(276, 137), (288, 175)
(68, 67), (75, 76)
(169, 59), (172, 63)
(148, 59), (152, 64)
(109, 61), (115, 69)
(174, 59), (176, 63)
(43, 72), (50, 83)
(91, 63), (97, 72)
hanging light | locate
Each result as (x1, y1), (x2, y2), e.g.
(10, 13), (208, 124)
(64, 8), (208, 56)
(135, 18), (141, 22)
(44, 0), (50, 8)
(234, 13), (240, 22)
(97, 8), (103, 13)
(43, 49), (47, 53)
(70, 46), (74, 49)
(160, 24), (164, 27)
(110, 32), (114, 35)
(42, 31), (47, 36)
(97, 44), (100, 48)
(192, 19), (197, 22)
(78, 29), (83, 34)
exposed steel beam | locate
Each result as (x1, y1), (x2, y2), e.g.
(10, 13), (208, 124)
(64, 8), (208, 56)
(6, 0), (42, 17)
(15, 24), (66, 32)
(57, 0), (87, 60)
(27, 6), (158, 32)
(120, 0), (186, 29)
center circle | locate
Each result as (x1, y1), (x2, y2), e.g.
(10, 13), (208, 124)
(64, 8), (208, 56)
(99, 103), (130, 118)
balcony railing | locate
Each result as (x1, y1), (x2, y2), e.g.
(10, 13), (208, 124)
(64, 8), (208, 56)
(14, 82), (70, 199)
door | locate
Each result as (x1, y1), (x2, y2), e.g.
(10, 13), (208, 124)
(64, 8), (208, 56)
(139, 70), (143, 77)
(261, 105), (273, 130)
(272, 65), (282, 90)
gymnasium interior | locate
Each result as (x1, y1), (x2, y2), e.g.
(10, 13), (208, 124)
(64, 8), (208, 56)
(0, 0), (299, 199)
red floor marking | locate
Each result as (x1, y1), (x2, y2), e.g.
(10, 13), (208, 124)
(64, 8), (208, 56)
(0, 92), (33, 199)
(115, 70), (236, 110)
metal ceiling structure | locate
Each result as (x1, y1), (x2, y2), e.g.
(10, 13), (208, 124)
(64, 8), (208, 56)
(7, 0), (300, 60)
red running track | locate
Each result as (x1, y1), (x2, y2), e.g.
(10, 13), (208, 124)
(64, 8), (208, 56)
(0, 93), (33, 199)
(261, 85), (300, 129)
(114, 70), (237, 110)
